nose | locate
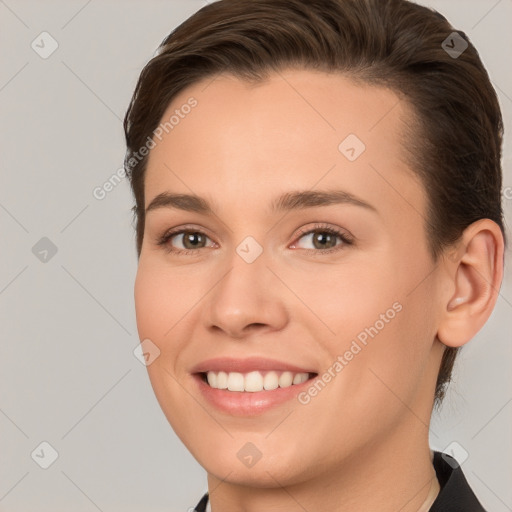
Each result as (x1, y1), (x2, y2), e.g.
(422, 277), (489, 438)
(201, 250), (289, 339)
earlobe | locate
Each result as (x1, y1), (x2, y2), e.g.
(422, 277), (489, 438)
(437, 219), (504, 348)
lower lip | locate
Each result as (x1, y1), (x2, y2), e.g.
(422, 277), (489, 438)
(193, 373), (316, 416)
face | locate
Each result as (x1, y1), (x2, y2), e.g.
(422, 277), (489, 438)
(135, 68), (446, 487)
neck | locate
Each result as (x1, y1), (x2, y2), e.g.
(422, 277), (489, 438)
(417, 469), (441, 512)
(207, 418), (440, 512)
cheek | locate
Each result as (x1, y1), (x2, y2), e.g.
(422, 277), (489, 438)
(134, 263), (199, 439)
(300, 260), (435, 408)
(331, 283), (436, 417)
(134, 261), (197, 341)
(133, 260), (208, 392)
(134, 265), (164, 340)
(280, 260), (396, 342)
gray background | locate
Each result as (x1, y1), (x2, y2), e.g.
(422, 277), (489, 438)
(0, 0), (510, 511)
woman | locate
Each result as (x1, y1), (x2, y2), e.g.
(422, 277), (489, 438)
(123, 0), (506, 510)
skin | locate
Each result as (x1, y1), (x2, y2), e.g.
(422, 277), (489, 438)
(134, 68), (504, 511)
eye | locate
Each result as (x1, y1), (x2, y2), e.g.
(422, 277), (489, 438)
(156, 223), (353, 256)
(157, 227), (215, 255)
(290, 223), (353, 254)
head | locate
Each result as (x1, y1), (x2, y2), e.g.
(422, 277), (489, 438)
(124, 0), (505, 489)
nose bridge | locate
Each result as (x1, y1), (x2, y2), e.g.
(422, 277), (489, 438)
(202, 239), (287, 337)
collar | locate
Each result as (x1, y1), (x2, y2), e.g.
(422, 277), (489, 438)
(429, 451), (486, 511)
(192, 451), (486, 512)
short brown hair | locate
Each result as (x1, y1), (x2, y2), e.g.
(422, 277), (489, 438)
(123, 0), (506, 406)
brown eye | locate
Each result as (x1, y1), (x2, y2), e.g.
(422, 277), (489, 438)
(177, 231), (208, 250)
(309, 231), (338, 250)
(291, 224), (354, 254)
(158, 229), (215, 254)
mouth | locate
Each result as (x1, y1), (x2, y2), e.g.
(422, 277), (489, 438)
(197, 370), (318, 393)
(193, 370), (319, 416)
(190, 356), (319, 415)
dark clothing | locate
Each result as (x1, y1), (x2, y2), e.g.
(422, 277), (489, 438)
(193, 451), (486, 511)
(429, 451), (486, 511)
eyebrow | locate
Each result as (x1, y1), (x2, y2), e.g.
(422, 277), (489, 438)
(145, 189), (378, 215)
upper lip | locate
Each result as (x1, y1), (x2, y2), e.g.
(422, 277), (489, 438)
(190, 357), (317, 375)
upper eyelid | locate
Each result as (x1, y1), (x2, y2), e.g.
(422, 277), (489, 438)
(294, 223), (351, 238)
(162, 223), (351, 248)
(164, 223), (345, 238)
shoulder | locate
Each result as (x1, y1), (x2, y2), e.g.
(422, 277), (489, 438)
(191, 453), (487, 512)
(192, 491), (209, 512)
(429, 451), (487, 511)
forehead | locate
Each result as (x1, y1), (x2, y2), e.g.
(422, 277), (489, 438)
(144, 68), (425, 223)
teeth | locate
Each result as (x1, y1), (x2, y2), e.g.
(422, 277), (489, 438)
(227, 372), (244, 392)
(279, 371), (293, 387)
(292, 373), (304, 384)
(205, 370), (310, 392)
(206, 371), (217, 388)
(246, 371), (264, 392)
(216, 371), (228, 389)
(264, 371), (279, 390)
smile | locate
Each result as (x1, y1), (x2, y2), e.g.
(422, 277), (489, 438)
(191, 356), (319, 415)
(201, 370), (314, 392)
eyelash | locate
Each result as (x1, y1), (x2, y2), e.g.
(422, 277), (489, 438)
(156, 223), (354, 256)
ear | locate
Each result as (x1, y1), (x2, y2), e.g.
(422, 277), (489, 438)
(437, 219), (505, 348)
